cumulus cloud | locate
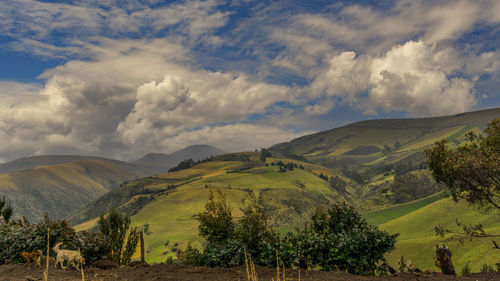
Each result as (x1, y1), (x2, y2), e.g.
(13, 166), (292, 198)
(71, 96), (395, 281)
(0, 0), (499, 162)
(0, 36), (297, 160)
(116, 71), (290, 157)
(308, 40), (492, 117)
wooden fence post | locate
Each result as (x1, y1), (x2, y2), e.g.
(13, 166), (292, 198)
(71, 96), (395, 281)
(140, 231), (145, 263)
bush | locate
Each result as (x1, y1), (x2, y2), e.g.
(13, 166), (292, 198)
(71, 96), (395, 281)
(179, 243), (204, 266)
(281, 203), (398, 275)
(0, 215), (80, 264)
(192, 194), (397, 275)
(78, 231), (110, 264)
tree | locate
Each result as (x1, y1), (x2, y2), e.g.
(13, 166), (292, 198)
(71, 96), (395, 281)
(0, 197), (13, 223)
(235, 194), (278, 263)
(260, 148), (272, 162)
(198, 190), (235, 245)
(98, 209), (140, 265)
(425, 119), (500, 210)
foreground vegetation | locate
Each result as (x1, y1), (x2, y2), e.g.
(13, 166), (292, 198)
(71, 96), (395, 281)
(180, 191), (397, 275)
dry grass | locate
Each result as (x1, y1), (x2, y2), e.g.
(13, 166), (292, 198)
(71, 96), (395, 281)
(43, 228), (49, 281)
(244, 250), (258, 281)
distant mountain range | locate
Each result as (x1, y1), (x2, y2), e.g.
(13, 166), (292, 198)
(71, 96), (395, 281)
(0, 145), (225, 222)
(131, 145), (226, 175)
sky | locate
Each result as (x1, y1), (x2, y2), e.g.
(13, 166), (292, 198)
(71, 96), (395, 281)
(0, 0), (499, 161)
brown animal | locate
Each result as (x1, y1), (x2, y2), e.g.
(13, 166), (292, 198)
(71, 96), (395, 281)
(52, 242), (85, 270)
(21, 250), (42, 269)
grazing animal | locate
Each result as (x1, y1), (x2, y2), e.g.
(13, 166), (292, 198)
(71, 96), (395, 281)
(21, 250), (42, 269)
(52, 242), (85, 270)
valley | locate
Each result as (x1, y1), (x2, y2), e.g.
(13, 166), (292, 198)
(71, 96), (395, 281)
(1, 108), (499, 274)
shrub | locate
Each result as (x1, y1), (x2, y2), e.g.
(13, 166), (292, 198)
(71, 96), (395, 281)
(281, 203), (398, 275)
(0, 215), (80, 264)
(179, 243), (204, 266)
(78, 231), (110, 264)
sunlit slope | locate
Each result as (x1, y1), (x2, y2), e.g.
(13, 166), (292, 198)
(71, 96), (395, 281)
(73, 156), (350, 263)
(379, 198), (500, 272)
(363, 192), (445, 225)
(0, 160), (142, 222)
(272, 108), (499, 166)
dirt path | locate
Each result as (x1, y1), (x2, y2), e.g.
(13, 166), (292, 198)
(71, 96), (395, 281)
(1, 264), (499, 281)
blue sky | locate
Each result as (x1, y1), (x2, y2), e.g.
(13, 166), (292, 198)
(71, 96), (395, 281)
(0, 0), (499, 161)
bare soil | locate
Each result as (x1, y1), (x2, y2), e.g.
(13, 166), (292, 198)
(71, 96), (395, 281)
(1, 263), (499, 281)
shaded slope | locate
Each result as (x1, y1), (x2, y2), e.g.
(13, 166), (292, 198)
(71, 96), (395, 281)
(0, 160), (143, 222)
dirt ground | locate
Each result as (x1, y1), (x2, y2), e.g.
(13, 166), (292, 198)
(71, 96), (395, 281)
(1, 263), (499, 281)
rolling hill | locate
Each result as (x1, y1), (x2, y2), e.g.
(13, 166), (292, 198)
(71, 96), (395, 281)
(0, 145), (226, 222)
(272, 108), (499, 168)
(0, 158), (145, 222)
(366, 196), (500, 273)
(71, 153), (356, 262)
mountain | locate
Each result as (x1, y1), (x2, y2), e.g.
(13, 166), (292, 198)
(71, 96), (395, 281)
(0, 157), (146, 222)
(131, 145), (226, 175)
(271, 108), (499, 168)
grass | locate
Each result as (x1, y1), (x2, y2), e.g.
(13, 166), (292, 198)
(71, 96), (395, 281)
(73, 157), (345, 264)
(379, 197), (500, 272)
(362, 192), (445, 225)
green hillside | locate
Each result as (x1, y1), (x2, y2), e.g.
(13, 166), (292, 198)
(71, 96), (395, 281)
(272, 108), (498, 169)
(72, 154), (354, 263)
(271, 108), (499, 210)
(0, 159), (144, 222)
(378, 197), (500, 272)
(363, 192), (445, 225)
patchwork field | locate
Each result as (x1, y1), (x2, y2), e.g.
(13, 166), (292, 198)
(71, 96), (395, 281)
(73, 156), (351, 263)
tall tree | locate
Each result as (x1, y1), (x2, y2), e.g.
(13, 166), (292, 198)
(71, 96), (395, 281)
(425, 119), (500, 210)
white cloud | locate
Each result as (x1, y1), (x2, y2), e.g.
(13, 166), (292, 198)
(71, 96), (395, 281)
(0, 81), (42, 96)
(116, 71), (291, 157)
(309, 40), (482, 117)
(0, 0), (230, 58)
